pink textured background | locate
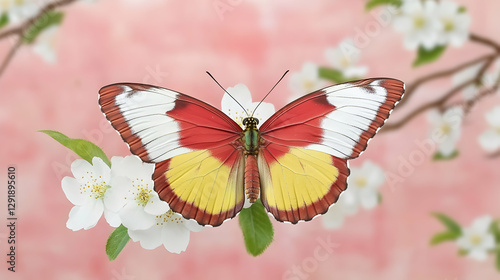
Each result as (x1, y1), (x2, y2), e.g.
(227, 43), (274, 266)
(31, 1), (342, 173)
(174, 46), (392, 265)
(1, 1), (500, 279)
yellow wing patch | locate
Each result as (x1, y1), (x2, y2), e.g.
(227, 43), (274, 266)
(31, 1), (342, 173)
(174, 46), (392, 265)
(258, 147), (349, 223)
(154, 149), (245, 226)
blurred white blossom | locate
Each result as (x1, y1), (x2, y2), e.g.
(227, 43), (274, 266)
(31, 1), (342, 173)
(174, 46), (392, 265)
(457, 216), (495, 261)
(478, 106), (500, 153)
(428, 107), (463, 157)
(288, 62), (326, 99)
(33, 25), (59, 63)
(325, 38), (368, 78)
(128, 210), (203, 253)
(322, 161), (384, 229)
(106, 156), (169, 230)
(61, 157), (120, 230)
(393, 0), (441, 50)
(221, 84), (275, 129)
(435, 1), (471, 47)
(0, 0), (40, 24)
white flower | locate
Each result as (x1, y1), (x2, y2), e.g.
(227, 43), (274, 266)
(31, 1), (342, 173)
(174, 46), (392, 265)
(393, 0), (441, 50)
(325, 38), (368, 78)
(288, 62), (326, 99)
(428, 107), (463, 157)
(457, 216), (495, 261)
(435, 1), (471, 47)
(221, 83), (275, 128)
(105, 156), (169, 230)
(0, 0), (39, 24)
(128, 210), (203, 253)
(33, 25), (58, 64)
(478, 106), (500, 153)
(452, 62), (483, 101)
(61, 157), (120, 230)
(322, 161), (384, 229)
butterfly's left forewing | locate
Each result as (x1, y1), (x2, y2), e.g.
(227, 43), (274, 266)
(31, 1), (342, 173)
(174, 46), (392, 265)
(258, 78), (404, 223)
(99, 83), (245, 226)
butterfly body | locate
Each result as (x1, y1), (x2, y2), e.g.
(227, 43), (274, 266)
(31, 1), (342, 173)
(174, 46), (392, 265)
(99, 78), (405, 226)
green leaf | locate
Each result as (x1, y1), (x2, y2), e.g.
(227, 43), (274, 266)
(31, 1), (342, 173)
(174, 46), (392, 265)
(318, 67), (356, 84)
(238, 200), (274, 256)
(490, 221), (500, 242)
(458, 6), (467, 13)
(106, 225), (130, 261)
(432, 212), (462, 235)
(365, 0), (402, 11)
(433, 150), (459, 161)
(413, 45), (447, 67)
(496, 249), (500, 272)
(39, 130), (111, 167)
(23, 11), (64, 44)
(430, 231), (461, 245)
(458, 248), (468, 256)
(0, 13), (8, 29)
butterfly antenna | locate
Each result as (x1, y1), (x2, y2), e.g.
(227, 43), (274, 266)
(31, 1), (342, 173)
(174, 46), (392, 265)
(206, 71), (249, 117)
(252, 70), (289, 117)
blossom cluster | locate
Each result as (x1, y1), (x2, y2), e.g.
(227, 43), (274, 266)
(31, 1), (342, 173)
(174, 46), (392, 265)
(393, 0), (471, 50)
(62, 156), (203, 253)
(322, 161), (385, 229)
(288, 38), (368, 99)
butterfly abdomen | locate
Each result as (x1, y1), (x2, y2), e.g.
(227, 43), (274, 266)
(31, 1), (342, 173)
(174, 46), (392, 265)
(244, 154), (260, 203)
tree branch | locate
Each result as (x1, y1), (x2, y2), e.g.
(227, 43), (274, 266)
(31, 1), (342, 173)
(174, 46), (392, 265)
(0, 0), (77, 78)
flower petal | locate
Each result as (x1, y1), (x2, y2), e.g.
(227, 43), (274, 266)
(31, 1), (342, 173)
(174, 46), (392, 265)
(104, 209), (121, 227)
(105, 176), (131, 212)
(120, 202), (156, 230)
(472, 215), (492, 233)
(183, 219), (204, 232)
(478, 130), (500, 153)
(144, 193), (170, 215)
(322, 206), (346, 229)
(61, 176), (85, 205)
(161, 223), (190, 254)
(128, 226), (163, 250)
(66, 200), (103, 231)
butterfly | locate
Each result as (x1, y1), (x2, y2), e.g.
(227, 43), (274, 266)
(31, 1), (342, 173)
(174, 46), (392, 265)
(99, 77), (404, 226)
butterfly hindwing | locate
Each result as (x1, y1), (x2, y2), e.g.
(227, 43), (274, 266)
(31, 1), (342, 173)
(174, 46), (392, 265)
(99, 83), (245, 226)
(258, 78), (404, 223)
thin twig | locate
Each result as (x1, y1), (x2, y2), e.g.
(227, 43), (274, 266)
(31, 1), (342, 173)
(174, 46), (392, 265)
(397, 53), (495, 107)
(0, 38), (22, 77)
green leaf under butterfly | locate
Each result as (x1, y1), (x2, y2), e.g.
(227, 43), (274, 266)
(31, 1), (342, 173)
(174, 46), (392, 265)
(39, 130), (111, 167)
(106, 225), (131, 261)
(23, 11), (64, 44)
(413, 45), (447, 67)
(0, 13), (8, 29)
(432, 212), (462, 235)
(318, 67), (356, 84)
(433, 150), (459, 161)
(365, 0), (402, 11)
(239, 200), (274, 256)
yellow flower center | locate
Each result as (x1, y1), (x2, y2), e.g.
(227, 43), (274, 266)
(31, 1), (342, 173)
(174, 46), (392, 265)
(302, 79), (315, 91)
(81, 172), (108, 199)
(129, 179), (152, 207)
(413, 16), (426, 29)
(440, 123), (452, 135)
(469, 234), (483, 246)
(443, 19), (455, 32)
(340, 56), (351, 68)
(355, 177), (367, 188)
(156, 210), (184, 226)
